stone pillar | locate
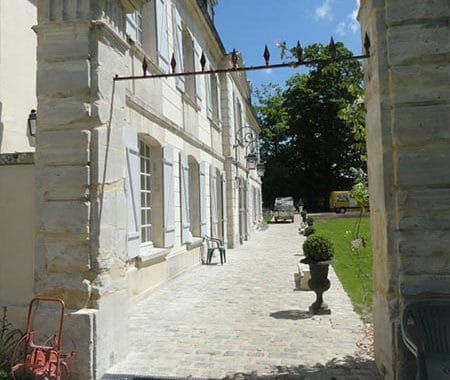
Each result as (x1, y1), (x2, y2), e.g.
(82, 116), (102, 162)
(35, 0), (148, 378)
(359, 0), (450, 378)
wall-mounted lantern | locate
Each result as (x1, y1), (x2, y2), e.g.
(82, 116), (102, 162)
(233, 125), (265, 177)
(246, 152), (258, 170)
(28, 109), (37, 136)
(256, 162), (266, 177)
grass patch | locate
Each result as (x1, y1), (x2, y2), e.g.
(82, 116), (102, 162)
(263, 214), (273, 223)
(313, 216), (373, 320)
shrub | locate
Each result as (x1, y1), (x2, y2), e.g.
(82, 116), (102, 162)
(303, 235), (334, 262)
(0, 307), (22, 379)
(306, 216), (314, 226)
(303, 226), (315, 236)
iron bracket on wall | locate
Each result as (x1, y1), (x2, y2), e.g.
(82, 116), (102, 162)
(113, 35), (371, 82)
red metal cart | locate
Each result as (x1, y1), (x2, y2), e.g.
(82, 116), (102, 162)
(11, 297), (75, 380)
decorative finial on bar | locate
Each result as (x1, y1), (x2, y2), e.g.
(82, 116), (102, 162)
(263, 45), (270, 66)
(142, 57), (148, 77)
(200, 51), (206, 71)
(296, 41), (303, 63)
(328, 37), (336, 59)
(231, 49), (238, 69)
(170, 53), (177, 74)
(364, 32), (371, 56)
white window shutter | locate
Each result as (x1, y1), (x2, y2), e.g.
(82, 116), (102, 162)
(124, 123), (140, 258)
(221, 173), (228, 246)
(180, 152), (191, 244)
(172, 4), (185, 91)
(156, 0), (169, 71)
(194, 42), (203, 109)
(206, 63), (212, 119)
(209, 165), (218, 238)
(199, 161), (207, 237)
(163, 144), (175, 247)
(216, 74), (222, 122)
(126, 14), (137, 41)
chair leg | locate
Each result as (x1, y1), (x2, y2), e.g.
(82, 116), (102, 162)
(207, 250), (213, 264)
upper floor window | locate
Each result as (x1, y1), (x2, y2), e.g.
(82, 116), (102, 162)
(126, 9), (143, 46)
(182, 28), (196, 99)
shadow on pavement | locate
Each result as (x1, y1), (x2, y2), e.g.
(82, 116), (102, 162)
(269, 310), (312, 320)
(103, 354), (381, 380)
(222, 355), (382, 379)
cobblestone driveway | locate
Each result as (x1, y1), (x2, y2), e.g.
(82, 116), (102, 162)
(105, 217), (380, 379)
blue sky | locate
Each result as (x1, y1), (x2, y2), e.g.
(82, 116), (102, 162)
(215, 0), (362, 91)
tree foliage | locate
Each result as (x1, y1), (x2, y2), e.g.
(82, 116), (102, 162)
(256, 42), (366, 211)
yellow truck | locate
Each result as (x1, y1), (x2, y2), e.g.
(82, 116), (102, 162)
(329, 191), (357, 213)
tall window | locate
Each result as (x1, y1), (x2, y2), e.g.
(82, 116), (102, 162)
(140, 140), (152, 244)
(126, 9), (143, 46)
(182, 29), (196, 99)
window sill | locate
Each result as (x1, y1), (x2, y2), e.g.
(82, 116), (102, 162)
(186, 237), (203, 251)
(130, 43), (162, 76)
(135, 247), (171, 268)
(210, 118), (222, 131)
(182, 91), (200, 111)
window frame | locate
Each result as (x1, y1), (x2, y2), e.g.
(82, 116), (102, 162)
(126, 8), (144, 46)
(139, 140), (152, 246)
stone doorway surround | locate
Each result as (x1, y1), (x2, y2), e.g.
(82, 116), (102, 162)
(359, 0), (450, 378)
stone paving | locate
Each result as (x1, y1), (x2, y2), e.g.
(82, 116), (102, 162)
(105, 217), (381, 379)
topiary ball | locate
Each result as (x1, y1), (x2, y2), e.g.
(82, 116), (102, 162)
(302, 235), (334, 262)
(303, 226), (315, 236)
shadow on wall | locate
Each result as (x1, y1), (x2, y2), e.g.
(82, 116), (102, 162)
(0, 102), (3, 150)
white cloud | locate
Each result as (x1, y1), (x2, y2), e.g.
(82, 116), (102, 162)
(336, 21), (346, 36)
(335, 0), (360, 35)
(315, 0), (333, 21)
(348, 0), (360, 33)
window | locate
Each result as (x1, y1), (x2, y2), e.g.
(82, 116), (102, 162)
(182, 29), (196, 99)
(126, 9), (143, 46)
(211, 74), (220, 121)
(140, 140), (152, 244)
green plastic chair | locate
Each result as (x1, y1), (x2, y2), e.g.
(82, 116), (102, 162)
(401, 299), (450, 380)
(203, 236), (226, 265)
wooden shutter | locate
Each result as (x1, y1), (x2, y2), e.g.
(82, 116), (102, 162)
(216, 74), (222, 123)
(221, 173), (228, 247)
(163, 144), (175, 247)
(206, 62), (213, 119)
(238, 178), (244, 242)
(199, 161), (207, 237)
(180, 152), (191, 244)
(209, 165), (218, 238)
(194, 42), (203, 109)
(156, 0), (169, 71)
(172, 4), (184, 91)
(124, 123), (140, 258)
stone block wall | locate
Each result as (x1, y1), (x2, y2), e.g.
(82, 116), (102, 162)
(359, 0), (450, 378)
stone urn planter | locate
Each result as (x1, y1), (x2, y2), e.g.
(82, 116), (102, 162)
(301, 235), (335, 315)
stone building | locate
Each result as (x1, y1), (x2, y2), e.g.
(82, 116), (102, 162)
(0, 0), (262, 377)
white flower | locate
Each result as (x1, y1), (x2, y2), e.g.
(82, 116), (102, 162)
(351, 238), (363, 250)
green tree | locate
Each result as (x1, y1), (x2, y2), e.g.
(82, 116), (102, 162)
(256, 42), (366, 211)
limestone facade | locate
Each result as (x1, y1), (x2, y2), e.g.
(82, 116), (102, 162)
(359, 0), (450, 378)
(0, 0), (37, 152)
(0, 0), (262, 377)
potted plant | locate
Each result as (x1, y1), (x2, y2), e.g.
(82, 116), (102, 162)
(301, 235), (334, 314)
(303, 226), (315, 236)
